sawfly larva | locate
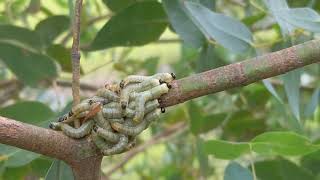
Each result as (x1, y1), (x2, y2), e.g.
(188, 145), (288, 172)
(101, 134), (129, 156)
(95, 127), (120, 143)
(102, 107), (135, 119)
(111, 110), (160, 136)
(104, 102), (121, 109)
(108, 118), (125, 124)
(121, 73), (176, 87)
(58, 111), (89, 123)
(96, 88), (120, 101)
(61, 120), (94, 138)
(83, 96), (109, 105)
(120, 78), (160, 109)
(91, 131), (112, 151)
(105, 83), (121, 94)
(94, 111), (111, 130)
(133, 84), (169, 122)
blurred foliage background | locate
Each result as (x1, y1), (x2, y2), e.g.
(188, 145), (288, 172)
(0, 0), (319, 179)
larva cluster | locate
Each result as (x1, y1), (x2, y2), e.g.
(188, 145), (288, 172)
(49, 73), (175, 156)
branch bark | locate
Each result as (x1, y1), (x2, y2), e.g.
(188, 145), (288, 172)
(160, 39), (320, 107)
(0, 39), (319, 180)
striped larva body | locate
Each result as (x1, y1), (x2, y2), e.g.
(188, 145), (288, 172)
(104, 102), (121, 109)
(61, 120), (94, 138)
(111, 109), (160, 136)
(91, 131), (112, 151)
(121, 73), (175, 87)
(83, 96), (108, 105)
(133, 84), (169, 122)
(101, 134), (129, 156)
(120, 79), (160, 109)
(59, 111), (89, 123)
(102, 107), (135, 119)
(96, 88), (120, 102)
(95, 127), (120, 143)
(94, 111), (111, 130)
(50, 120), (94, 138)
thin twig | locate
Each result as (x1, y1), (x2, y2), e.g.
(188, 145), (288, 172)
(103, 122), (188, 178)
(71, 0), (83, 128)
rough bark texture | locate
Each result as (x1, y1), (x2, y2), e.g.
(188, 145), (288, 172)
(0, 39), (319, 179)
(160, 39), (320, 107)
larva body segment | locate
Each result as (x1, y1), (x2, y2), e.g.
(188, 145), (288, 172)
(102, 135), (129, 156)
(104, 102), (121, 109)
(102, 108), (122, 119)
(108, 118), (125, 124)
(96, 127), (120, 143)
(91, 132), (112, 151)
(94, 111), (111, 130)
(71, 102), (93, 115)
(120, 79), (160, 109)
(134, 84), (168, 122)
(59, 111), (89, 123)
(61, 120), (94, 138)
(122, 75), (149, 87)
(151, 73), (175, 83)
(111, 110), (160, 136)
(83, 96), (108, 105)
(105, 83), (121, 94)
(96, 88), (120, 101)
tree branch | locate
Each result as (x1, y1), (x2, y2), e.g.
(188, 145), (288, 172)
(71, 0), (83, 128)
(159, 39), (320, 107)
(0, 116), (99, 164)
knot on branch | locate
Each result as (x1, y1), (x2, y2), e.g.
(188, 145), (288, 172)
(49, 73), (175, 156)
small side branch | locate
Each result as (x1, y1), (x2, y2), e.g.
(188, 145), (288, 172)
(71, 0), (84, 128)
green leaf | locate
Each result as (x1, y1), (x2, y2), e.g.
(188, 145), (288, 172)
(196, 43), (226, 72)
(188, 101), (226, 135)
(0, 42), (58, 86)
(5, 150), (41, 168)
(196, 138), (211, 178)
(89, 1), (168, 51)
(304, 88), (320, 118)
(203, 140), (250, 159)
(45, 160), (74, 180)
(242, 12), (266, 26)
(0, 101), (54, 125)
(46, 44), (73, 73)
(35, 15), (70, 47)
(283, 69), (302, 127)
(278, 8), (320, 33)
(301, 150), (320, 176)
(251, 131), (318, 156)
(102, 0), (136, 12)
(224, 161), (253, 180)
(255, 158), (315, 180)
(0, 25), (42, 49)
(262, 79), (283, 103)
(184, 2), (253, 52)
(162, 0), (205, 48)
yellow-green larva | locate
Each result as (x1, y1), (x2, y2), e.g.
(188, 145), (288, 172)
(96, 88), (120, 102)
(101, 134), (129, 156)
(95, 127), (120, 143)
(111, 110), (160, 136)
(120, 78), (160, 109)
(52, 120), (94, 138)
(93, 111), (111, 130)
(133, 84), (168, 122)
(91, 131), (112, 151)
(122, 73), (175, 87)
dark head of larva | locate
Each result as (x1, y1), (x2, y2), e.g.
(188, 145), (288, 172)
(119, 80), (125, 89)
(88, 99), (94, 105)
(159, 79), (165, 84)
(121, 103), (127, 110)
(68, 111), (74, 117)
(158, 99), (162, 104)
(170, 73), (176, 79)
(161, 107), (166, 113)
(166, 83), (172, 89)
(49, 123), (54, 129)
(92, 125), (98, 132)
(58, 116), (65, 122)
